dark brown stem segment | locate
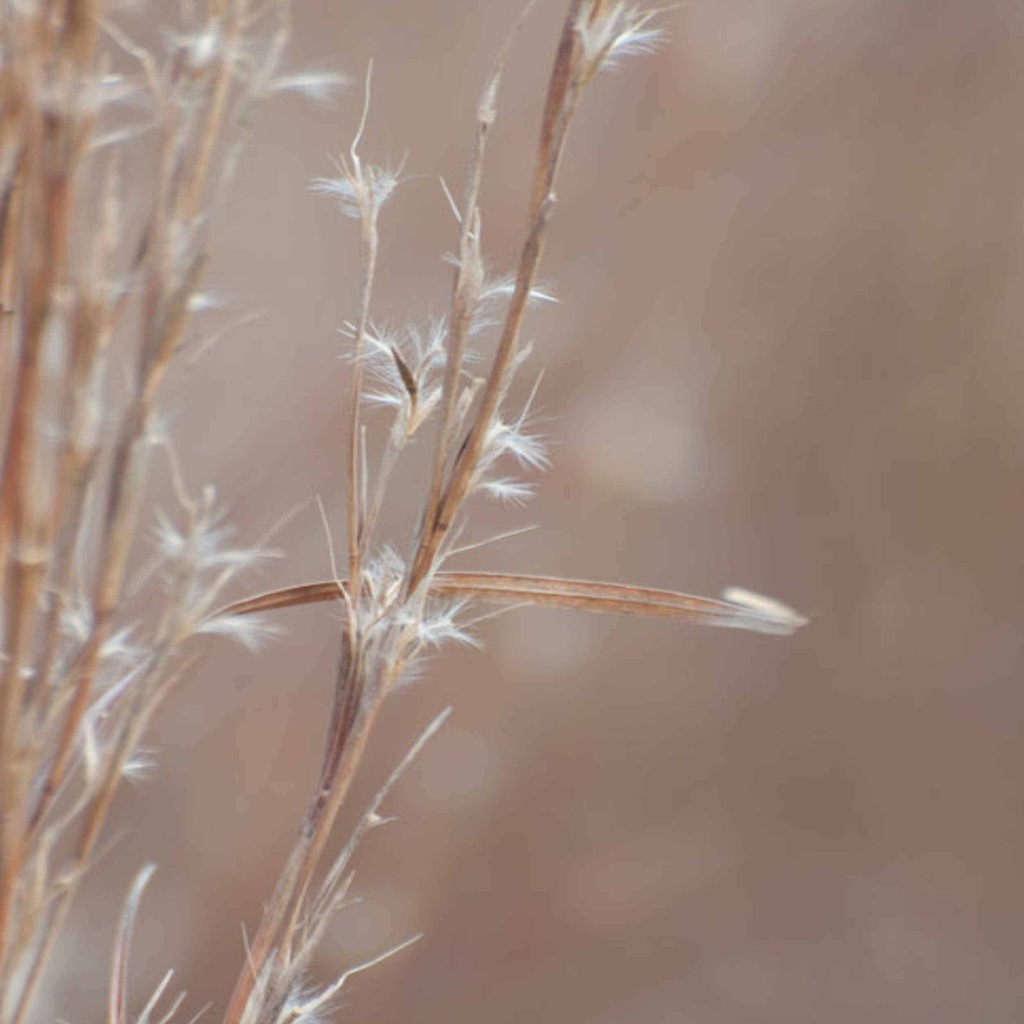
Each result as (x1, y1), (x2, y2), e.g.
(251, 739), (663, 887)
(219, 636), (386, 1024)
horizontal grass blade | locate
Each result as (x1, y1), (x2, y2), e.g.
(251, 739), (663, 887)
(217, 573), (807, 636)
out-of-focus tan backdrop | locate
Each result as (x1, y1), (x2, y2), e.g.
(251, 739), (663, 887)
(48, 2), (1024, 1022)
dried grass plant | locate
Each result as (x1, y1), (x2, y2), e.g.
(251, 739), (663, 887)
(0, 2), (806, 1023)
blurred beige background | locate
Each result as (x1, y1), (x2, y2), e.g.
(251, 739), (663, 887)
(48, 1), (1024, 1022)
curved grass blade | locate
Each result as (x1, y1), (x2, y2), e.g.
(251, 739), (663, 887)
(215, 574), (807, 636)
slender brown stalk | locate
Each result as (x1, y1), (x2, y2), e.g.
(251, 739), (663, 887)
(407, 0), (590, 594)
(416, 61), (499, 557)
(220, 660), (388, 1024)
(0, 0), (102, 966)
(176, 0), (251, 225)
(342, 65), (378, 596)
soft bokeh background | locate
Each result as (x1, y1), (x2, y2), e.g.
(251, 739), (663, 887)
(47, 1), (1024, 1022)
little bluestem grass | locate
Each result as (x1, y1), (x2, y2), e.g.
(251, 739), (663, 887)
(0, 4), (805, 1023)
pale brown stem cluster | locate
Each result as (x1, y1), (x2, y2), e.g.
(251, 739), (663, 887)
(0, 2), (290, 1020)
(1, 3), (803, 1023)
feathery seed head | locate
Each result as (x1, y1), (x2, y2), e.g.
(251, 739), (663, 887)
(576, 4), (666, 79)
(311, 158), (403, 220)
(268, 70), (350, 105)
